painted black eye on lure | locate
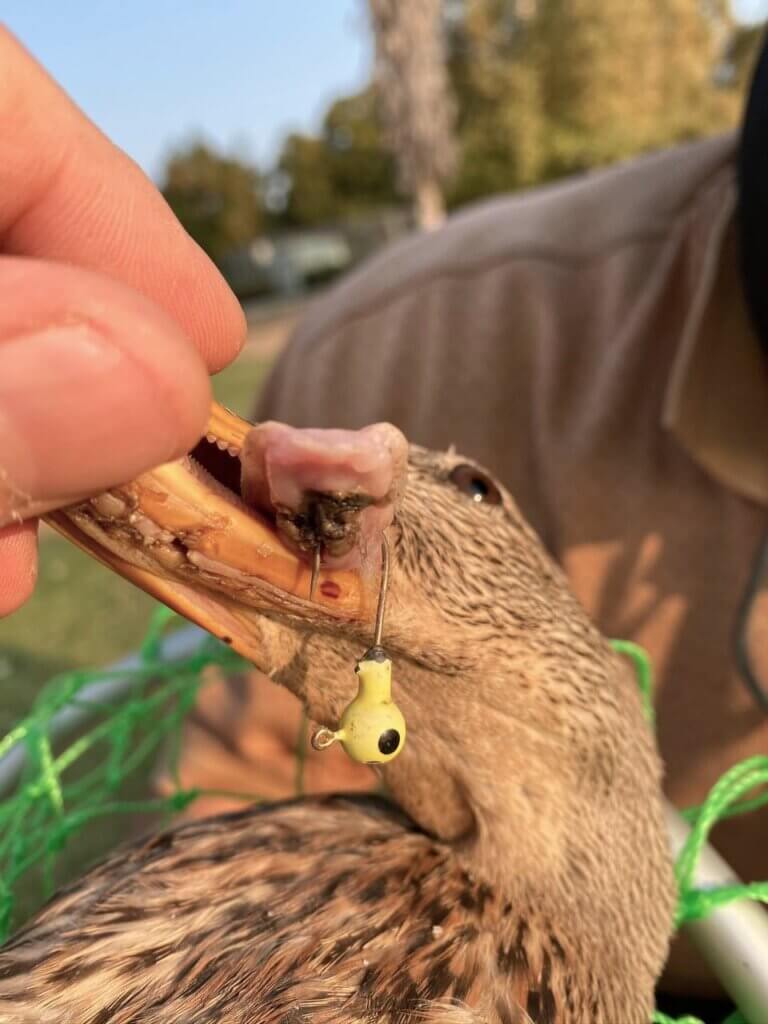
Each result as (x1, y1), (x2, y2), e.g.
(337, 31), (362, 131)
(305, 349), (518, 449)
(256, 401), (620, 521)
(311, 538), (406, 765)
(377, 728), (400, 755)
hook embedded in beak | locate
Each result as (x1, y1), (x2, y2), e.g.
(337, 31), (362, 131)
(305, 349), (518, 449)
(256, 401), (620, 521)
(309, 545), (322, 603)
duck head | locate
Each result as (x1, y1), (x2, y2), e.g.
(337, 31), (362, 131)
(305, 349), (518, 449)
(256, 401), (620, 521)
(46, 403), (676, 998)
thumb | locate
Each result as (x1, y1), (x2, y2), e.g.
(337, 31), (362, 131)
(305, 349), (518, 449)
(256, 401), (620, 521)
(0, 257), (213, 527)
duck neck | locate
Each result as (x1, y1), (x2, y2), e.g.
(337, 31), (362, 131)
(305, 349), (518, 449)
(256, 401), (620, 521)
(380, 657), (582, 884)
(379, 635), (672, 960)
(251, 612), (673, 1001)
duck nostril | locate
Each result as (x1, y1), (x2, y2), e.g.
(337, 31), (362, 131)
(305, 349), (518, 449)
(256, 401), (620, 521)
(277, 492), (374, 560)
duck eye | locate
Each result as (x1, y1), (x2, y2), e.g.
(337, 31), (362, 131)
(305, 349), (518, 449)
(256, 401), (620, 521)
(377, 729), (401, 755)
(449, 464), (502, 505)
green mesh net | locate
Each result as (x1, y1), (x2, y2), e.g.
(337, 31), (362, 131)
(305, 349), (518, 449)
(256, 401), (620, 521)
(0, 609), (766, 1024)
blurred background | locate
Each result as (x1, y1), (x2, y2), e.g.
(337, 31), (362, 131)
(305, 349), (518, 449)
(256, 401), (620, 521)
(6, 1), (768, 304)
(0, 0), (766, 905)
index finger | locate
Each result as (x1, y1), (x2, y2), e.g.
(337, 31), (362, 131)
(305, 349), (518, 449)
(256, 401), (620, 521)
(0, 27), (245, 372)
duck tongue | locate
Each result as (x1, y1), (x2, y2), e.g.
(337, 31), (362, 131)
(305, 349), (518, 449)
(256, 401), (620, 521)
(240, 422), (408, 571)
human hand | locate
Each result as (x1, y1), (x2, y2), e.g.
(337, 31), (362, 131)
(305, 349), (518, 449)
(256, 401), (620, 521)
(0, 28), (246, 616)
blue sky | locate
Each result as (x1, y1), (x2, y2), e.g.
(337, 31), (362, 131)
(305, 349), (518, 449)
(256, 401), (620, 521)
(3, 1), (371, 181)
(3, 1), (765, 183)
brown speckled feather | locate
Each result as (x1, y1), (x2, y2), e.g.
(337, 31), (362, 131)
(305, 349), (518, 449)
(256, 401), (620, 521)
(0, 797), (565, 1024)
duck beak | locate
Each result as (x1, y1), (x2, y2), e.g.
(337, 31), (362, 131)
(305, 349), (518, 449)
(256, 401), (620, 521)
(43, 403), (379, 665)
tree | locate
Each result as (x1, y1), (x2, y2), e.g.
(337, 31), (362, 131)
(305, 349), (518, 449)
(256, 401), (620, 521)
(531, 0), (745, 177)
(368, 0), (458, 228)
(276, 134), (336, 226)
(161, 142), (263, 263)
(448, 0), (751, 191)
(274, 89), (399, 227)
(271, 0), (763, 229)
(446, 0), (546, 203)
(324, 90), (400, 210)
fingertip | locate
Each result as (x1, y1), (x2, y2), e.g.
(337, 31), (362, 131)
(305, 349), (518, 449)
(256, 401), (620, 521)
(178, 241), (247, 374)
(0, 521), (38, 617)
(0, 257), (215, 504)
(168, 347), (214, 456)
(208, 287), (247, 374)
(139, 200), (248, 374)
(88, 276), (215, 465)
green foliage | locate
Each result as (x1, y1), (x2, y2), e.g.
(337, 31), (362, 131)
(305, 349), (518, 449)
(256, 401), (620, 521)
(275, 0), (762, 222)
(532, 0), (741, 176)
(161, 141), (264, 262)
(324, 91), (400, 208)
(159, 4), (764, 245)
(277, 134), (337, 226)
(448, 0), (754, 194)
(277, 90), (399, 226)
(447, 0), (547, 201)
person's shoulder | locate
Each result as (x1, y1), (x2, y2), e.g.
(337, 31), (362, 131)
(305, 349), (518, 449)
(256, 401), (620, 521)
(294, 132), (737, 347)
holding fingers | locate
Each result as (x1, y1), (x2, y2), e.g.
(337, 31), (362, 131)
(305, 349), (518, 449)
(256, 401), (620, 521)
(0, 28), (246, 616)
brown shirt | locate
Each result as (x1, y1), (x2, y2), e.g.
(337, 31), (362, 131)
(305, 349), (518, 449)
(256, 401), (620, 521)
(255, 132), (768, 891)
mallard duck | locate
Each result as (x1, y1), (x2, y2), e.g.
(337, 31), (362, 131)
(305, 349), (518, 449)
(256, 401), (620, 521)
(0, 404), (676, 1023)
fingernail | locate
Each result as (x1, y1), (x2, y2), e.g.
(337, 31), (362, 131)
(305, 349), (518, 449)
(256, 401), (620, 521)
(0, 320), (201, 525)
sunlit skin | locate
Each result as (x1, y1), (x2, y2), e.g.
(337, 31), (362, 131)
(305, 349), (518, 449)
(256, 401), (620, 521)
(0, 27), (245, 616)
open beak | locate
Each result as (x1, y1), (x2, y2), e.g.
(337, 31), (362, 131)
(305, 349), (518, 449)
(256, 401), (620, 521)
(43, 403), (379, 665)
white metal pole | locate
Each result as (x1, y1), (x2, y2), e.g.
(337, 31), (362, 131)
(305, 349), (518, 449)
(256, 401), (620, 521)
(665, 802), (768, 1024)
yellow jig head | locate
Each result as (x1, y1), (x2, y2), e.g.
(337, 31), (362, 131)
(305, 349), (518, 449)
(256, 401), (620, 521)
(312, 646), (406, 764)
(311, 537), (406, 765)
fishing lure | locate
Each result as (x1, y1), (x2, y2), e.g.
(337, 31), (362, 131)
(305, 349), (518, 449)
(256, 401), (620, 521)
(311, 538), (406, 765)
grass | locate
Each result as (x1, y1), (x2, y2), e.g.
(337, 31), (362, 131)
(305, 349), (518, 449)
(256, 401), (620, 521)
(0, 352), (272, 735)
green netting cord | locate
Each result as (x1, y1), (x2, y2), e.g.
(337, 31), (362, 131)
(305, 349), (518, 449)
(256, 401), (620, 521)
(0, 613), (764, 1024)
(608, 642), (768, 927)
(608, 641), (767, 1024)
(0, 606), (254, 940)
